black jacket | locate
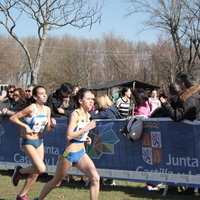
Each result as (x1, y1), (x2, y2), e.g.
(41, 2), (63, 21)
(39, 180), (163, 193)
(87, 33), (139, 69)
(46, 89), (75, 118)
(161, 84), (200, 122)
(89, 105), (118, 119)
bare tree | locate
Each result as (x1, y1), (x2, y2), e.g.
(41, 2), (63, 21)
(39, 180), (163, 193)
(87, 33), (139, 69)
(102, 32), (137, 81)
(0, 35), (22, 85)
(37, 35), (103, 92)
(0, 0), (105, 84)
(125, 0), (200, 76)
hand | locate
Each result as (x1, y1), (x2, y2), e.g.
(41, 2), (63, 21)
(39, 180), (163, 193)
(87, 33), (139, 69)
(57, 107), (65, 114)
(126, 116), (132, 121)
(50, 117), (56, 127)
(25, 126), (33, 136)
(86, 120), (96, 131)
(1, 108), (8, 115)
(160, 97), (167, 103)
(85, 136), (92, 145)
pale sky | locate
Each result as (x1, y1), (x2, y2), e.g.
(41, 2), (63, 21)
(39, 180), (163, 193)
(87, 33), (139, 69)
(0, 0), (159, 44)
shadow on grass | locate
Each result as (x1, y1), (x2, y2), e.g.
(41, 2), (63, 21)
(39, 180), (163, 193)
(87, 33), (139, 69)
(38, 175), (200, 200)
(0, 169), (14, 176)
(1, 170), (199, 200)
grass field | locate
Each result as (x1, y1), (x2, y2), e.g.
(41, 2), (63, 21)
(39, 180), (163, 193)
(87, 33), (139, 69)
(0, 169), (199, 200)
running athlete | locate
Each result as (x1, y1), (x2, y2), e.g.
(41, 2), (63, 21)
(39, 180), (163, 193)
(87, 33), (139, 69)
(10, 86), (56, 200)
(34, 88), (99, 200)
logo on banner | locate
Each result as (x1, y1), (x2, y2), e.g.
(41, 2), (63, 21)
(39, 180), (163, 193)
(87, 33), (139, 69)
(86, 122), (120, 159)
(142, 131), (162, 165)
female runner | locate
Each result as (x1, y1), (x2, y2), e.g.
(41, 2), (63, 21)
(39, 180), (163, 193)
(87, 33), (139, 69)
(34, 88), (99, 200)
(10, 86), (56, 200)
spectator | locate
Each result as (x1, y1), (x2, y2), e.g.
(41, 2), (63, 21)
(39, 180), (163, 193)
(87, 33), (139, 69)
(160, 73), (200, 122)
(160, 74), (200, 195)
(116, 87), (132, 118)
(89, 94), (118, 119)
(145, 83), (182, 190)
(89, 94), (117, 186)
(132, 88), (151, 118)
(151, 83), (181, 118)
(149, 88), (161, 113)
(71, 85), (81, 96)
(131, 88), (157, 190)
(46, 82), (74, 118)
(1, 88), (27, 116)
(168, 83), (181, 107)
(1, 84), (17, 105)
(10, 86), (56, 200)
(25, 83), (37, 105)
(0, 85), (17, 122)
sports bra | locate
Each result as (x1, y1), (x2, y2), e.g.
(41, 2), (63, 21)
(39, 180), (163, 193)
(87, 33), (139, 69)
(24, 104), (48, 133)
(69, 110), (90, 143)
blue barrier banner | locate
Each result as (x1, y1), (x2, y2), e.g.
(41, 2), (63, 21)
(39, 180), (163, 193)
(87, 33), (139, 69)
(0, 116), (200, 187)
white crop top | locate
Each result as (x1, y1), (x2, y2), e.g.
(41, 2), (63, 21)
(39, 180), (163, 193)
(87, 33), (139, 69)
(24, 104), (48, 133)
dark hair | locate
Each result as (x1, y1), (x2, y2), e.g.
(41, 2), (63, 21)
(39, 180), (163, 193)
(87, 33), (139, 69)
(150, 88), (157, 94)
(6, 84), (17, 92)
(132, 88), (149, 107)
(169, 83), (181, 96)
(6, 84), (17, 99)
(179, 73), (195, 88)
(61, 82), (73, 93)
(74, 88), (92, 108)
(121, 87), (131, 96)
(29, 86), (45, 103)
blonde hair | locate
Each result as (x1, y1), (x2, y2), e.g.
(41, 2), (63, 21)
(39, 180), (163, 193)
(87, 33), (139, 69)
(96, 94), (113, 109)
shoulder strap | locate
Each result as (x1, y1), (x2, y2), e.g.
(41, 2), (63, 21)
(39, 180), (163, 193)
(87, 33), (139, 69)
(43, 106), (47, 116)
(74, 109), (82, 126)
(32, 103), (37, 115)
(86, 111), (90, 121)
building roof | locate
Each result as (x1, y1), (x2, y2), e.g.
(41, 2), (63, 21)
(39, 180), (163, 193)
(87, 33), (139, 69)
(88, 80), (160, 91)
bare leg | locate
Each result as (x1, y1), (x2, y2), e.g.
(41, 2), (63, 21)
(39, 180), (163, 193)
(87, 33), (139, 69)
(18, 144), (45, 196)
(75, 154), (100, 200)
(19, 174), (39, 196)
(38, 155), (72, 200)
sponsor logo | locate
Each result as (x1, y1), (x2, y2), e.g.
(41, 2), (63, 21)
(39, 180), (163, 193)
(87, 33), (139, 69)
(142, 131), (162, 165)
(87, 122), (120, 159)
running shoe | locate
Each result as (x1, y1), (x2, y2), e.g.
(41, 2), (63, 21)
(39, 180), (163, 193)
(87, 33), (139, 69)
(141, 185), (158, 190)
(104, 179), (116, 186)
(12, 166), (22, 186)
(16, 195), (28, 200)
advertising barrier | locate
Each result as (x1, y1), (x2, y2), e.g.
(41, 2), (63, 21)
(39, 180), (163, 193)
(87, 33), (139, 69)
(0, 116), (200, 188)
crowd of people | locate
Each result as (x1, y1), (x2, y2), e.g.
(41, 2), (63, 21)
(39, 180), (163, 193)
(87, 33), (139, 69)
(0, 72), (200, 199)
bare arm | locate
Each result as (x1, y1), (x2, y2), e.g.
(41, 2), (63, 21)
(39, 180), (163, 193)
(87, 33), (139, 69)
(45, 106), (57, 133)
(9, 105), (34, 135)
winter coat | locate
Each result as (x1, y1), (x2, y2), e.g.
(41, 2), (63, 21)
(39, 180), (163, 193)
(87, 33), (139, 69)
(46, 89), (75, 118)
(161, 84), (200, 121)
(89, 105), (118, 119)
(134, 101), (151, 117)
